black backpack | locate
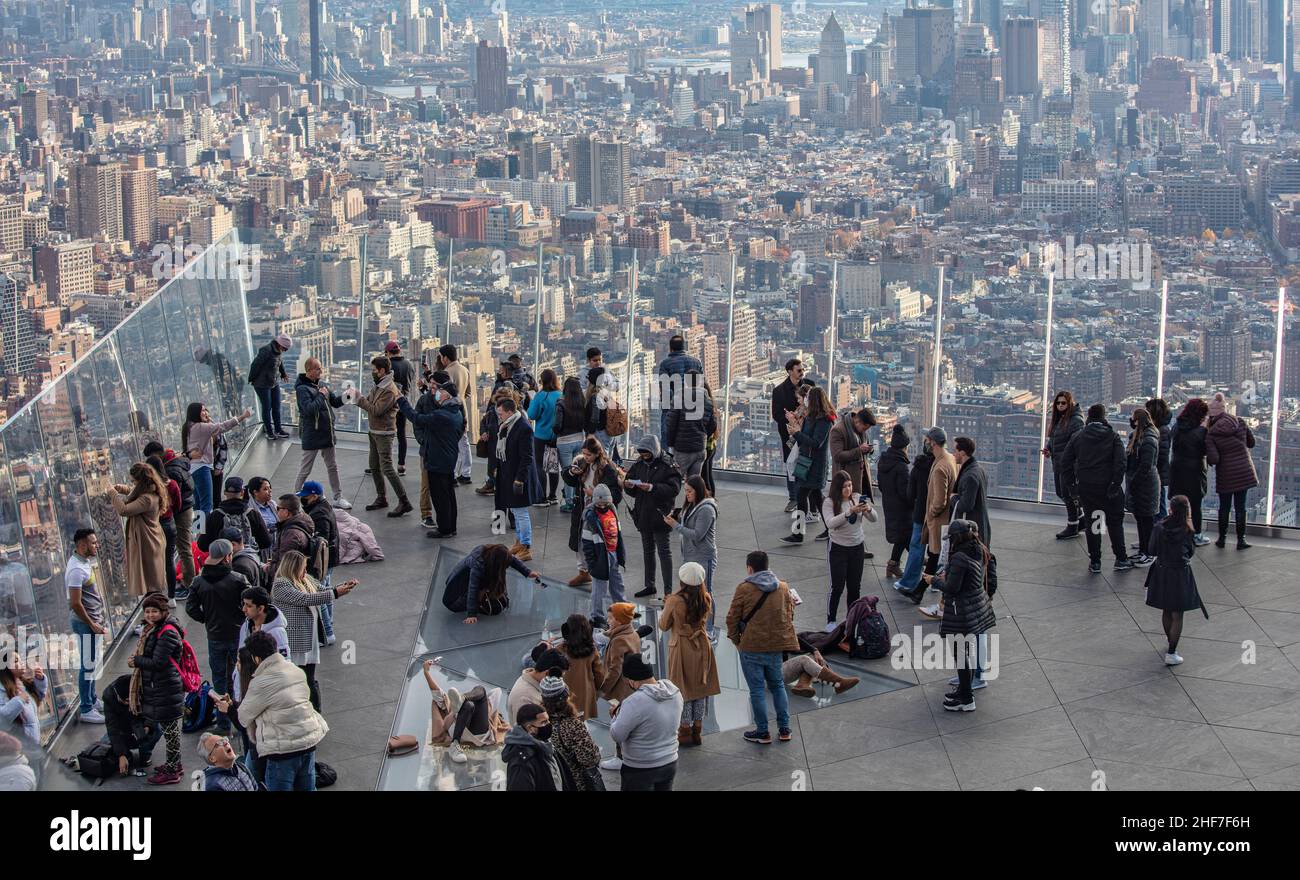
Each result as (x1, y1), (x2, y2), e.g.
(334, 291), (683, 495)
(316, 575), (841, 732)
(285, 522), (329, 579)
(315, 761), (337, 788)
(72, 741), (118, 780)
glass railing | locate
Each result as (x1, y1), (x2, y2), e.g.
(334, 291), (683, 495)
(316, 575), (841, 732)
(0, 229), (258, 741)
(242, 226), (1297, 529)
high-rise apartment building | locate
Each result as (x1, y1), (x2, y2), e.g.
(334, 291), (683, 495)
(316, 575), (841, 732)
(35, 240), (95, 304)
(121, 156), (158, 248)
(0, 274), (37, 374)
(893, 6), (955, 86)
(69, 156), (124, 242)
(730, 3), (781, 83)
(1003, 17), (1043, 96)
(475, 40), (509, 114)
(572, 134), (630, 208)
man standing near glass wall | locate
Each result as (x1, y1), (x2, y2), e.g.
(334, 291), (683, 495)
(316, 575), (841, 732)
(355, 356), (412, 517)
(247, 334), (292, 441)
(66, 528), (105, 724)
(771, 359), (804, 513)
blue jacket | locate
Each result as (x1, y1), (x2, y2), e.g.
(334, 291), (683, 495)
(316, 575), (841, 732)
(295, 373), (345, 451)
(527, 390), (562, 442)
(580, 504), (626, 581)
(399, 393), (465, 475)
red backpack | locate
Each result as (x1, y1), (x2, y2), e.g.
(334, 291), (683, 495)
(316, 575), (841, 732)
(159, 623), (203, 693)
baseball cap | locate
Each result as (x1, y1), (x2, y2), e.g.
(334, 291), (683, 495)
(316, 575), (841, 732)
(385, 341), (401, 354)
(925, 426), (947, 445)
(223, 475), (245, 495)
(297, 481), (324, 498)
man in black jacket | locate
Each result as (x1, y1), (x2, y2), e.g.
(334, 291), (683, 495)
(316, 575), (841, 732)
(1061, 404), (1133, 573)
(248, 334), (292, 440)
(951, 437), (991, 549)
(894, 442), (934, 600)
(198, 476), (272, 554)
(384, 341), (416, 474)
(224, 528), (263, 590)
(770, 359), (804, 512)
(624, 435), (682, 601)
(185, 539), (249, 729)
(503, 703), (572, 791)
(664, 371), (715, 480)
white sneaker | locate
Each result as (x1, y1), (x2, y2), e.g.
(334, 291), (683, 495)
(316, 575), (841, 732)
(599, 756), (622, 771)
(1164, 652), (1183, 666)
(919, 603), (942, 620)
(93, 698), (103, 712)
(805, 511), (821, 523)
(334, 495), (353, 510)
(325, 634), (336, 646)
(167, 597), (177, 608)
(446, 687), (463, 718)
(80, 709), (105, 724)
(824, 621), (839, 633)
(448, 741), (468, 764)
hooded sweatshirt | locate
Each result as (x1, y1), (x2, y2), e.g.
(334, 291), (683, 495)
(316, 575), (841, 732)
(502, 725), (565, 791)
(234, 605), (289, 700)
(727, 570), (799, 653)
(609, 679), (683, 769)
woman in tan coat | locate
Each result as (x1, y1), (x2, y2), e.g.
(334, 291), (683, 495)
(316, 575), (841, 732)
(599, 603), (641, 705)
(109, 462), (169, 597)
(558, 614), (605, 721)
(659, 562), (719, 746)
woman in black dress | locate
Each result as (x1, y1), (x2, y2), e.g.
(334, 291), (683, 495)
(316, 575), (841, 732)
(1144, 494), (1204, 667)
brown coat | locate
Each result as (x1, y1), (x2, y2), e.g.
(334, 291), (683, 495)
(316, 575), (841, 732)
(828, 416), (872, 497)
(356, 375), (400, 433)
(560, 644), (606, 721)
(659, 592), (720, 701)
(599, 622), (641, 703)
(110, 490), (166, 597)
(925, 446), (958, 553)
(726, 579), (799, 654)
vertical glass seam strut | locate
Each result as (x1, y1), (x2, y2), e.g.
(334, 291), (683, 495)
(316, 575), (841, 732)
(827, 260), (839, 393)
(721, 253), (737, 469)
(624, 251), (638, 461)
(533, 241), (543, 367)
(1037, 271), (1056, 504)
(1266, 286), (1286, 526)
(931, 265), (945, 426)
(356, 234), (368, 433)
(445, 237), (454, 341)
(1155, 279), (1169, 398)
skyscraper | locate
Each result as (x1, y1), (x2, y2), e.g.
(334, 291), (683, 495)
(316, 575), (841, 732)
(1003, 16), (1043, 96)
(816, 13), (849, 94)
(1037, 0), (1072, 94)
(475, 40), (509, 114)
(121, 156), (158, 248)
(669, 81), (695, 125)
(69, 155), (124, 242)
(309, 0), (322, 81)
(572, 134), (629, 208)
(20, 89), (47, 141)
(730, 3), (781, 83)
(0, 274), (36, 374)
(893, 6), (956, 86)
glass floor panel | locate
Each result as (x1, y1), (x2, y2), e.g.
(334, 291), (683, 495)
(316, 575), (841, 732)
(380, 547), (912, 791)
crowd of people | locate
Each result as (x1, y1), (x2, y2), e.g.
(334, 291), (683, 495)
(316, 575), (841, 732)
(4, 331), (1256, 792)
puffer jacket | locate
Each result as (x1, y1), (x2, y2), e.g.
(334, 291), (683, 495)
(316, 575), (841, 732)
(725, 570), (799, 654)
(1061, 420), (1125, 498)
(247, 341), (286, 389)
(580, 505), (626, 582)
(198, 496), (272, 554)
(1169, 418), (1208, 497)
(270, 512), (315, 570)
(1047, 405), (1084, 496)
(133, 617), (185, 722)
(908, 449), (934, 524)
(1125, 425), (1161, 517)
(503, 725), (572, 791)
(624, 437), (682, 534)
(303, 496), (340, 569)
(1205, 413), (1258, 495)
(295, 373), (345, 451)
(877, 446), (912, 545)
(564, 458), (624, 553)
(671, 497), (717, 566)
(400, 393), (465, 475)
(664, 388), (716, 455)
(1155, 422), (1172, 486)
(185, 564), (250, 643)
(237, 652), (329, 757)
(938, 541), (996, 637)
(162, 451), (194, 513)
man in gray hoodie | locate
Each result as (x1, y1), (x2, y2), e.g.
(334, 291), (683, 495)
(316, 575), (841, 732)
(609, 653), (683, 791)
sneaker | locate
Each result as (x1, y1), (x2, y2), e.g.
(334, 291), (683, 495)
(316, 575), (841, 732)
(93, 698), (103, 712)
(1055, 524), (1080, 539)
(274, 430), (291, 439)
(173, 587), (190, 600)
(333, 495), (353, 510)
(1132, 554), (1155, 568)
(824, 621), (838, 633)
(942, 696), (976, 712)
(599, 756), (623, 771)
(167, 597), (177, 608)
(366, 498), (389, 511)
(634, 587), (656, 598)
(947, 676), (987, 690)
(1089, 561), (1102, 574)
(805, 511), (821, 523)
(780, 533), (803, 543)
(778, 728), (792, 742)
(457, 476), (474, 485)
(559, 502), (574, 512)
(918, 603), (942, 620)
(1237, 539), (1252, 550)
(533, 499), (552, 508)
(815, 531), (829, 541)
(1113, 558), (1135, 571)
(325, 634), (336, 646)
(79, 709), (105, 724)
(448, 742), (467, 764)
(743, 729), (772, 745)
(132, 624), (143, 638)
(446, 687), (463, 718)
(1193, 533), (1211, 546)
(1164, 652), (1184, 666)
(146, 767), (183, 785)
(426, 530), (456, 539)
(421, 516), (437, 529)
(784, 500), (798, 513)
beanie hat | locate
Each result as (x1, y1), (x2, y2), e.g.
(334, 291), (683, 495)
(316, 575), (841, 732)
(947, 518), (978, 541)
(142, 592), (170, 613)
(274, 333), (292, 350)
(891, 426), (910, 449)
(539, 675), (569, 702)
(592, 483), (613, 505)
(1208, 392), (1226, 418)
(609, 602), (636, 625)
(678, 561), (706, 587)
(620, 652), (655, 682)
(925, 426), (946, 445)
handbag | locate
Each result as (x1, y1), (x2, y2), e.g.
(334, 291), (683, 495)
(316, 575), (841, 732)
(475, 436), (492, 459)
(793, 454), (814, 482)
(543, 445), (560, 475)
(387, 734), (419, 757)
(605, 401), (627, 437)
(580, 764), (607, 791)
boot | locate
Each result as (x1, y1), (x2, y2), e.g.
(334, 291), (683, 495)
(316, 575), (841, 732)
(677, 724), (693, 746)
(514, 546), (533, 562)
(818, 666), (860, 695)
(885, 559), (903, 579)
(691, 720), (702, 745)
(790, 672), (816, 698)
(509, 541), (524, 555)
(568, 571), (592, 587)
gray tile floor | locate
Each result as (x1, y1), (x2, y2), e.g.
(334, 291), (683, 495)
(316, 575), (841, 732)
(41, 437), (1300, 791)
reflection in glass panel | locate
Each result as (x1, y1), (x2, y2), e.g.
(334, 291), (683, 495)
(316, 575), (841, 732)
(119, 294), (182, 450)
(2, 409), (77, 730)
(88, 342), (140, 635)
(0, 433), (45, 735)
(1275, 300), (1299, 526)
(158, 279), (205, 444)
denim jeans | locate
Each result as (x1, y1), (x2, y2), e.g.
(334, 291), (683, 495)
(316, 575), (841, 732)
(591, 550), (624, 619)
(192, 464), (213, 515)
(255, 385), (283, 436)
(595, 430), (620, 463)
(264, 749), (316, 791)
(208, 638), (238, 725)
(319, 572), (334, 639)
(739, 651), (789, 735)
(556, 437), (584, 506)
(70, 617), (99, 713)
(511, 507), (533, 547)
(895, 522), (926, 589)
